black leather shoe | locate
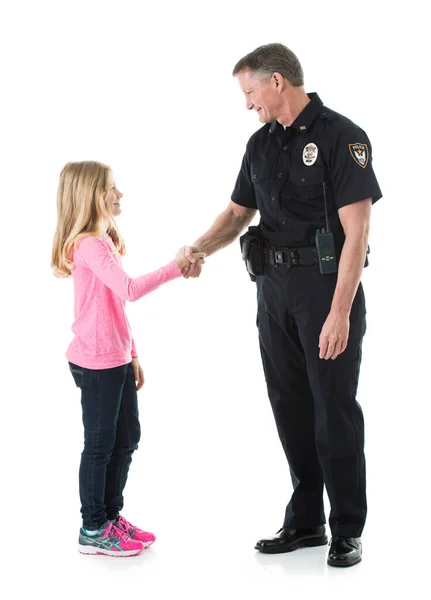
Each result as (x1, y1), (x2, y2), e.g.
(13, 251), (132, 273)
(255, 526), (327, 554)
(327, 537), (362, 567)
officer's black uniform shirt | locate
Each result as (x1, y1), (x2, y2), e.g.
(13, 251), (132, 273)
(231, 93), (382, 250)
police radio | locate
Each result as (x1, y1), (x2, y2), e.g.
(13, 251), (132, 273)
(315, 182), (337, 275)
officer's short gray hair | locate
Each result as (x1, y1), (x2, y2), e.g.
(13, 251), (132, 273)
(232, 43), (304, 87)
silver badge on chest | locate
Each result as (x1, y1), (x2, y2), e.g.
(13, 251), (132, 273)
(303, 143), (318, 166)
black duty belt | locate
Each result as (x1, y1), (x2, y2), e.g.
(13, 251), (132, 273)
(263, 246), (318, 267)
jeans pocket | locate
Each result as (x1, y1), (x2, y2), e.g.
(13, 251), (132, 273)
(69, 362), (84, 388)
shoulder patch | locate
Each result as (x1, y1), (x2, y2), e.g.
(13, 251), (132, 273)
(349, 143), (369, 168)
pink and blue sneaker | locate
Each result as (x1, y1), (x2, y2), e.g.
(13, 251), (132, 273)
(113, 515), (156, 548)
(78, 522), (144, 557)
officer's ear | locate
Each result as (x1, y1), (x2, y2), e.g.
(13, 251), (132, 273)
(271, 72), (285, 91)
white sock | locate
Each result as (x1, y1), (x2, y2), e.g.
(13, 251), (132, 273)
(83, 528), (100, 536)
(83, 523), (107, 536)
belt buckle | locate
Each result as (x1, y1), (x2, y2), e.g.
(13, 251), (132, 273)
(274, 249), (287, 265)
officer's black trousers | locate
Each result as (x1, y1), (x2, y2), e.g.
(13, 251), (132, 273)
(256, 265), (367, 538)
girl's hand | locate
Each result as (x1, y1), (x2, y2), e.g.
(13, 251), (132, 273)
(132, 357), (145, 391)
(175, 246), (191, 270)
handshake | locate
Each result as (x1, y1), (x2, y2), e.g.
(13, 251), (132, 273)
(175, 246), (206, 279)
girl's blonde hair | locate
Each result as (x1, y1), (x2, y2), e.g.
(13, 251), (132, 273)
(51, 161), (126, 277)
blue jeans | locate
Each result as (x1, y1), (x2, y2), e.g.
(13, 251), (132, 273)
(69, 361), (141, 530)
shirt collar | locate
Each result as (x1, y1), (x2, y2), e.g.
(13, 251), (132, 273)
(268, 93), (323, 135)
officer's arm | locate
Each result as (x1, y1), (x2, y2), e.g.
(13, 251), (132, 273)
(191, 201), (257, 258)
(331, 198), (372, 315)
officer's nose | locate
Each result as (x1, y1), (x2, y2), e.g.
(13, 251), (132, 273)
(246, 99), (254, 111)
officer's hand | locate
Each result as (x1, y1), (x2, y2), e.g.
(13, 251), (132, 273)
(319, 311), (350, 360)
(182, 246), (206, 279)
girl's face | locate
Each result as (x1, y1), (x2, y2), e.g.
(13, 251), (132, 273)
(105, 172), (123, 217)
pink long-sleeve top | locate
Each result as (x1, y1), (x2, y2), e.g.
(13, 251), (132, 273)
(66, 235), (182, 369)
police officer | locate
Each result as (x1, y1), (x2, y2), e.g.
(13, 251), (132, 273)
(182, 43), (382, 568)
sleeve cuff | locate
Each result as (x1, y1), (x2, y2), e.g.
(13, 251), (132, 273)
(166, 259), (183, 278)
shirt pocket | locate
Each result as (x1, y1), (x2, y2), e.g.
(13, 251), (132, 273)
(250, 158), (274, 183)
(289, 164), (326, 203)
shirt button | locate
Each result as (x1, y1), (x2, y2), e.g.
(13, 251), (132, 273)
(271, 197), (276, 202)
(301, 177), (306, 182)
(278, 172), (283, 177)
(282, 220), (286, 225)
(253, 174), (256, 179)
(283, 145), (288, 150)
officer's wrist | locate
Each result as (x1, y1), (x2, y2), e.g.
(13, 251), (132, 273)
(330, 303), (351, 317)
(192, 242), (204, 254)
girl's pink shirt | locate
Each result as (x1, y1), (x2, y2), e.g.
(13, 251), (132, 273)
(66, 235), (182, 369)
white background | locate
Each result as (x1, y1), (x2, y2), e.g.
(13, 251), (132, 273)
(1, 0), (430, 598)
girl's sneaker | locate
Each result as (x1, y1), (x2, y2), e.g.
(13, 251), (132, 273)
(78, 522), (144, 557)
(114, 515), (156, 548)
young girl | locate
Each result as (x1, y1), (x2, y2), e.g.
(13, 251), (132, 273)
(52, 161), (204, 557)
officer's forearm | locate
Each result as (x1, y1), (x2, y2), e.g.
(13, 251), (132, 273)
(331, 233), (369, 315)
(193, 207), (255, 257)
